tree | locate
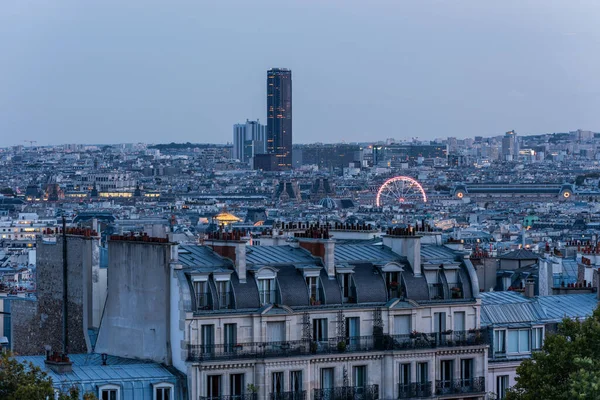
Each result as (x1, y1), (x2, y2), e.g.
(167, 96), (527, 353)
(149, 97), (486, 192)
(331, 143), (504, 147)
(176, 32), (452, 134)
(507, 306), (600, 400)
(0, 352), (54, 400)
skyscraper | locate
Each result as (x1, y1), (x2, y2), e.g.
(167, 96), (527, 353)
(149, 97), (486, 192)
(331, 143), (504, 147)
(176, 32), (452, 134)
(233, 119), (266, 164)
(267, 68), (292, 170)
(502, 130), (519, 161)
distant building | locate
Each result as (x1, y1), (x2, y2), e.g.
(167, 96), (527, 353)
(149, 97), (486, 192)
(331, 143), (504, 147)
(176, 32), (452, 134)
(502, 130), (519, 161)
(232, 119), (266, 164)
(267, 68), (292, 170)
(298, 144), (362, 170)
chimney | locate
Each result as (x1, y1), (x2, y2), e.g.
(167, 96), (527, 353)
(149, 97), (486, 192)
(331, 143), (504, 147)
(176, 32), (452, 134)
(382, 227), (422, 277)
(298, 238), (335, 278)
(524, 278), (535, 298)
(44, 351), (73, 374)
(205, 232), (247, 283)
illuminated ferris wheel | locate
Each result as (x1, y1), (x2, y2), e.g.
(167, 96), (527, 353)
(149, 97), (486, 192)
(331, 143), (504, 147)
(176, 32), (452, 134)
(375, 176), (427, 207)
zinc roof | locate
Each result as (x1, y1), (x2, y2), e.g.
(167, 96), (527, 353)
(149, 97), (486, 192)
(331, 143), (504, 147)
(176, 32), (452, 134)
(420, 245), (458, 261)
(334, 244), (401, 263)
(179, 245), (231, 268)
(246, 245), (316, 265)
(15, 353), (177, 390)
(480, 291), (598, 327)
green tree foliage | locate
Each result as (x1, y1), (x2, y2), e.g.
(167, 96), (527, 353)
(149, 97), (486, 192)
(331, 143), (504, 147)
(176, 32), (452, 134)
(507, 306), (600, 400)
(0, 352), (54, 400)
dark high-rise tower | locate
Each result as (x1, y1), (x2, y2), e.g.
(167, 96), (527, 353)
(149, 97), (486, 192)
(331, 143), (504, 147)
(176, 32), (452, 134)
(267, 68), (292, 170)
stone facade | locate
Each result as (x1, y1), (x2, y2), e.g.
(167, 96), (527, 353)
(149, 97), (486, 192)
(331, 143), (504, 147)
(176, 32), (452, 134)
(11, 235), (99, 355)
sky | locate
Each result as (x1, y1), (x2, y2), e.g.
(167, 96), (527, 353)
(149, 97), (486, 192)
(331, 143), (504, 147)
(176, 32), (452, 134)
(1, 0), (600, 146)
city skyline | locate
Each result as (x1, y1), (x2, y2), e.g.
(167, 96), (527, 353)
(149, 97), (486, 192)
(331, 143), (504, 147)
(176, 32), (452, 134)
(2, 1), (600, 146)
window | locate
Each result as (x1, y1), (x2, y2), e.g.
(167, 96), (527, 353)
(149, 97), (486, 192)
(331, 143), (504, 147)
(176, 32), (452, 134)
(258, 278), (276, 305)
(353, 365), (366, 390)
(386, 271), (402, 297)
(460, 359), (473, 387)
(321, 368), (334, 389)
(434, 312), (446, 342)
(290, 370), (303, 393)
(306, 276), (321, 304)
(339, 273), (356, 303)
(154, 384), (174, 400)
(224, 323), (237, 352)
(494, 330), (506, 356)
(313, 318), (328, 342)
(272, 372), (284, 394)
(440, 360), (454, 388)
(508, 329), (531, 354)
(207, 375), (221, 399)
(230, 374), (244, 398)
(346, 317), (360, 349)
(394, 315), (411, 335)
(399, 363), (411, 395)
(217, 280), (232, 309)
(497, 375), (509, 399)
(532, 327), (543, 350)
(453, 311), (465, 332)
(99, 385), (119, 400)
(267, 321), (286, 346)
(193, 281), (209, 310)
(417, 362), (428, 384)
(202, 324), (215, 355)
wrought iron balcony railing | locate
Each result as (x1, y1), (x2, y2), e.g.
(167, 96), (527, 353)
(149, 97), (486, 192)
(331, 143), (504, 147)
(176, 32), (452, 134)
(187, 330), (485, 362)
(398, 382), (432, 398)
(199, 395), (257, 400)
(435, 377), (485, 396)
(269, 391), (307, 400)
(313, 385), (379, 400)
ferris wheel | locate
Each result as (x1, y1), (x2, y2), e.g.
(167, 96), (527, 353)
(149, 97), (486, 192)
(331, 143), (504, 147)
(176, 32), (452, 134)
(375, 176), (427, 207)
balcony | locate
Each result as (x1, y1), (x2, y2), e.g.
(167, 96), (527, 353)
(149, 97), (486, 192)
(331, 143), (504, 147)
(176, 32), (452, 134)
(313, 385), (379, 400)
(187, 330), (485, 362)
(199, 395), (257, 400)
(398, 382), (432, 398)
(435, 377), (486, 396)
(269, 391), (307, 400)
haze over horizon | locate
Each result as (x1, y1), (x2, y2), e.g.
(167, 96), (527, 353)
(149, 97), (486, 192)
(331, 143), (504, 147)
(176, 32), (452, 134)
(1, 0), (599, 146)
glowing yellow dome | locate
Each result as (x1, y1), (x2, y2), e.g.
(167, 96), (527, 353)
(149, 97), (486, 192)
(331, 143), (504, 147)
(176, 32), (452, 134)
(214, 212), (241, 225)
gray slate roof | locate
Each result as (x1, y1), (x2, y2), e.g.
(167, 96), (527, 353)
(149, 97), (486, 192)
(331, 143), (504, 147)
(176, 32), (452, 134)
(498, 249), (539, 260)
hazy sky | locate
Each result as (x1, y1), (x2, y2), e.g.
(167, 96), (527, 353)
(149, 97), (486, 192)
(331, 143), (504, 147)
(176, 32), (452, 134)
(1, 0), (599, 146)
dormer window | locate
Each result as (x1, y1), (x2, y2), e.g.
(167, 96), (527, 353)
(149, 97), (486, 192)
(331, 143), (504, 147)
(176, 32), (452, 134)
(381, 263), (405, 299)
(192, 278), (211, 310)
(254, 267), (279, 305)
(258, 278), (276, 305)
(213, 271), (233, 309)
(338, 272), (357, 303)
(306, 276), (322, 305)
(217, 280), (232, 309)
